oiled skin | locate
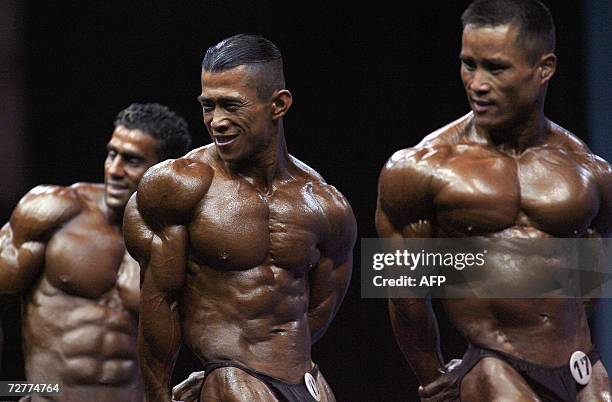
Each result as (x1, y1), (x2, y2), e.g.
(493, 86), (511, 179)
(377, 113), (612, 401)
(0, 184), (143, 402)
(125, 145), (356, 402)
(377, 19), (612, 401)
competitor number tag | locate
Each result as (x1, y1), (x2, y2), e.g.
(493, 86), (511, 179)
(569, 351), (592, 385)
(304, 372), (321, 401)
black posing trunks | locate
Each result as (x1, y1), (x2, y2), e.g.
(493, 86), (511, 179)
(200, 360), (321, 402)
(453, 344), (601, 402)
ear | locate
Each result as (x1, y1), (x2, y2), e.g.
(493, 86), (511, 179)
(538, 53), (556, 84)
(270, 89), (292, 120)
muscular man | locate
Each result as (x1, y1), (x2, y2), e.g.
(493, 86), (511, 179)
(124, 34), (356, 402)
(0, 103), (191, 401)
(376, 1), (611, 401)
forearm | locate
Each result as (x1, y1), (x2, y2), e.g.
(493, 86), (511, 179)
(138, 291), (182, 402)
(389, 298), (444, 385)
(127, 216), (187, 401)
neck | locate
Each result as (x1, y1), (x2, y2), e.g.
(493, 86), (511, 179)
(104, 202), (124, 228)
(229, 122), (291, 195)
(475, 108), (548, 154)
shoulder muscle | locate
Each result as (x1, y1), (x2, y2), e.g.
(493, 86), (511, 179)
(378, 147), (445, 217)
(137, 158), (213, 226)
(11, 185), (82, 244)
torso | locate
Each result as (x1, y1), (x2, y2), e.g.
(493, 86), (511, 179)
(430, 140), (599, 238)
(400, 114), (606, 366)
(180, 147), (330, 382)
(22, 184), (142, 401)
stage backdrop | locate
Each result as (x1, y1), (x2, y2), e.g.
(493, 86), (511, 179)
(1, 2), (605, 401)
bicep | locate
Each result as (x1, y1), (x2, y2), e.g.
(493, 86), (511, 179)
(0, 222), (45, 294)
(138, 225), (187, 379)
(123, 195), (154, 276)
(307, 252), (352, 343)
(580, 154), (612, 236)
(329, 253), (353, 299)
(594, 164), (612, 236)
(310, 252), (353, 302)
(375, 204), (404, 238)
(127, 159), (212, 287)
(376, 192), (434, 240)
(309, 191), (356, 313)
(145, 225), (188, 296)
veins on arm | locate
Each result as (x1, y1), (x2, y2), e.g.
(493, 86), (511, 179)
(123, 195), (154, 285)
(308, 184), (357, 344)
(376, 148), (447, 385)
(127, 158), (212, 402)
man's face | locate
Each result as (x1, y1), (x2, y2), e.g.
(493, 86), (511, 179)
(104, 125), (159, 211)
(199, 66), (272, 164)
(460, 24), (542, 130)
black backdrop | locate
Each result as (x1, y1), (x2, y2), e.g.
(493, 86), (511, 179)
(2, 1), (588, 401)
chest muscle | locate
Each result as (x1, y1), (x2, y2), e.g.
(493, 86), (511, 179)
(434, 148), (598, 236)
(45, 215), (126, 298)
(190, 180), (323, 274)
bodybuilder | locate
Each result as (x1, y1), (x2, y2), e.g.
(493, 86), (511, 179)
(124, 34), (357, 402)
(0, 103), (191, 401)
(376, 1), (611, 401)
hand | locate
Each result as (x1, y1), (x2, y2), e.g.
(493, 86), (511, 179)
(418, 359), (462, 402)
(172, 371), (206, 402)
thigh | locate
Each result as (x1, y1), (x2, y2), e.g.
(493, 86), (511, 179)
(577, 360), (611, 402)
(460, 357), (542, 402)
(315, 370), (336, 402)
(200, 367), (279, 402)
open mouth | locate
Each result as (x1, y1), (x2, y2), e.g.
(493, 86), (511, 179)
(215, 134), (239, 145)
(471, 98), (494, 113)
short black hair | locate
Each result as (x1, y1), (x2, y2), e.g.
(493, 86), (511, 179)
(461, 0), (555, 63)
(202, 34), (285, 99)
(114, 103), (191, 159)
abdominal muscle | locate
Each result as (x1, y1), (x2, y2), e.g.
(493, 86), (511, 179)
(22, 277), (141, 393)
(440, 226), (593, 366)
(181, 262), (313, 383)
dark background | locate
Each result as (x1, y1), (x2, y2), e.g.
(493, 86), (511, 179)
(1, 1), (596, 401)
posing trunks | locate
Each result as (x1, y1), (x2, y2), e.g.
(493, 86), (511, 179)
(200, 360), (321, 402)
(453, 344), (601, 402)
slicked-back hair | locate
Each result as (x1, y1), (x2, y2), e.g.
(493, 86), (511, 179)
(114, 103), (192, 160)
(202, 34), (285, 99)
(461, 0), (556, 63)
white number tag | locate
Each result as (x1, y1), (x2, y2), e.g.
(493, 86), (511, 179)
(304, 372), (321, 401)
(569, 351), (592, 385)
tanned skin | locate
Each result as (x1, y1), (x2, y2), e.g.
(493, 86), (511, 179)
(376, 24), (611, 401)
(0, 126), (160, 401)
(124, 65), (356, 402)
